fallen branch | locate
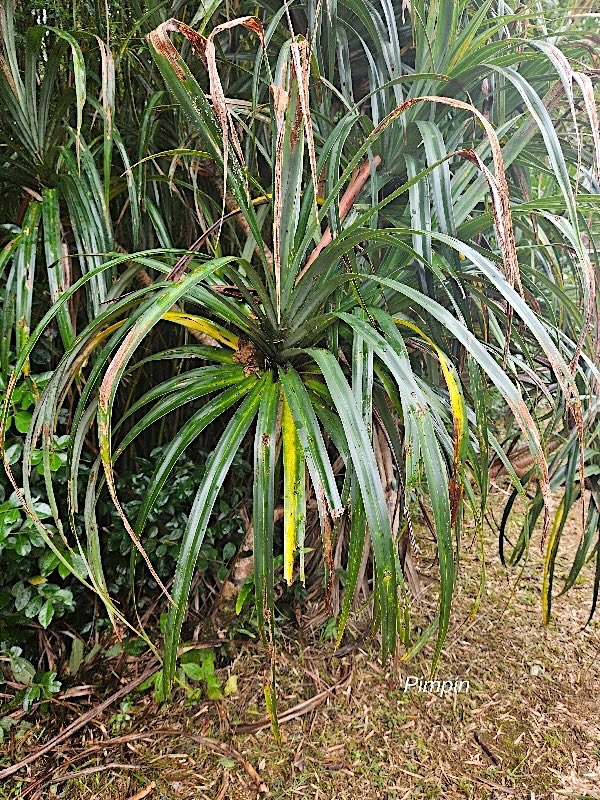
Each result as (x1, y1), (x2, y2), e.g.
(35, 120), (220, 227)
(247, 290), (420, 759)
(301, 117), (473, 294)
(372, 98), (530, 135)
(490, 438), (560, 479)
(0, 664), (158, 780)
(102, 729), (268, 792)
(126, 781), (157, 800)
(49, 763), (139, 786)
(233, 678), (347, 734)
(12, 727), (267, 796)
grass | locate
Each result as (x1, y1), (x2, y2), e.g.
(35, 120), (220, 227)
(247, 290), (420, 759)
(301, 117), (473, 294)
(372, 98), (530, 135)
(2, 496), (599, 799)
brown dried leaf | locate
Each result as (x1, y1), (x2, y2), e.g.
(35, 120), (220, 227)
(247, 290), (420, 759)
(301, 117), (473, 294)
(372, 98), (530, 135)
(203, 17), (264, 237)
(272, 76), (290, 321)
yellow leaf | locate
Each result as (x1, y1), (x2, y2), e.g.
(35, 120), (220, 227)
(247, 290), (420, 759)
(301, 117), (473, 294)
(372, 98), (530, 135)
(162, 311), (239, 349)
(394, 318), (467, 463)
(282, 395), (305, 585)
(224, 674), (238, 696)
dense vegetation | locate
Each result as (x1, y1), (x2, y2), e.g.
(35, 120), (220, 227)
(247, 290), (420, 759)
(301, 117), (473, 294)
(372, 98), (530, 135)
(0, 0), (598, 711)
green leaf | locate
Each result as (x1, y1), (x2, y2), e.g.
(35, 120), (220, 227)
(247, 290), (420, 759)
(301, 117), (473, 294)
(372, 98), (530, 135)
(163, 377), (266, 692)
(252, 375), (279, 643)
(223, 542), (236, 560)
(68, 638), (85, 676)
(306, 348), (398, 661)
(134, 377), (258, 536)
(181, 662), (206, 681)
(235, 582), (253, 615)
(38, 600), (54, 629)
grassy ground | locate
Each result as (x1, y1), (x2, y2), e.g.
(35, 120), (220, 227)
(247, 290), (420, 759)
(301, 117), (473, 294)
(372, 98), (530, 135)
(2, 496), (599, 800)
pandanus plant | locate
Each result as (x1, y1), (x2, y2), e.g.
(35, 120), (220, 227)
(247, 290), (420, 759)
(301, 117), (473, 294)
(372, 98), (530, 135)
(2, 0), (598, 700)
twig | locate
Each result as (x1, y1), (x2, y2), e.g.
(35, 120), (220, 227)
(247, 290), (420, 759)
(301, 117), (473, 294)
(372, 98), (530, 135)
(117, 729), (268, 792)
(126, 781), (157, 800)
(164, 207), (246, 282)
(474, 731), (502, 766)
(183, 732), (267, 791)
(215, 772), (230, 800)
(233, 678), (346, 734)
(20, 729), (165, 797)
(0, 664), (158, 780)
(165, 166), (272, 283)
(15, 728), (267, 795)
(49, 763), (139, 786)
(472, 776), (516, 794)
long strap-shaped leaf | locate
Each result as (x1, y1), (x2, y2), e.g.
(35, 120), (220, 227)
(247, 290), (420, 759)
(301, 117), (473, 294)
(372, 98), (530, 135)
(134, 378), (258, 536)
(395, 318), (468, 525)
(253, 375), (279, 643)
(282, 393), (306, 585)
(97, 257), (239, 598)
(14, 201), (41, 368)
(147, 19), (271, 280)
(305, 348), (398, 661)
(114, 367), (246, 462)
(84, 386), (265, 646)
(491, 63), (595, 369)
(1, 254), (198, 602)
(163, 377), (266, 690)
(117, 365), (241, 424)
(336, 477), (367, 649)
(337, 313), (455, 665)
(42, 188), (74, 349)
(336, 311), (374, 648)
(279, 365), (343, 519)
(291, 95), (519, 292)
(345, 262), (554, 509)
(561, 500), (599, 596)
(279, 365), (343, 594)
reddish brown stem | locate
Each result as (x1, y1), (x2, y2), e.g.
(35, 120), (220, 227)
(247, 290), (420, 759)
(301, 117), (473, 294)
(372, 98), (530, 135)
(296, 155), (381, 285)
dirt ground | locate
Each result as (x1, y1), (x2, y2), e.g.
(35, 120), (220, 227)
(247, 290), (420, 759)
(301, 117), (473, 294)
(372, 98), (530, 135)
(1, 495), (599, 800)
